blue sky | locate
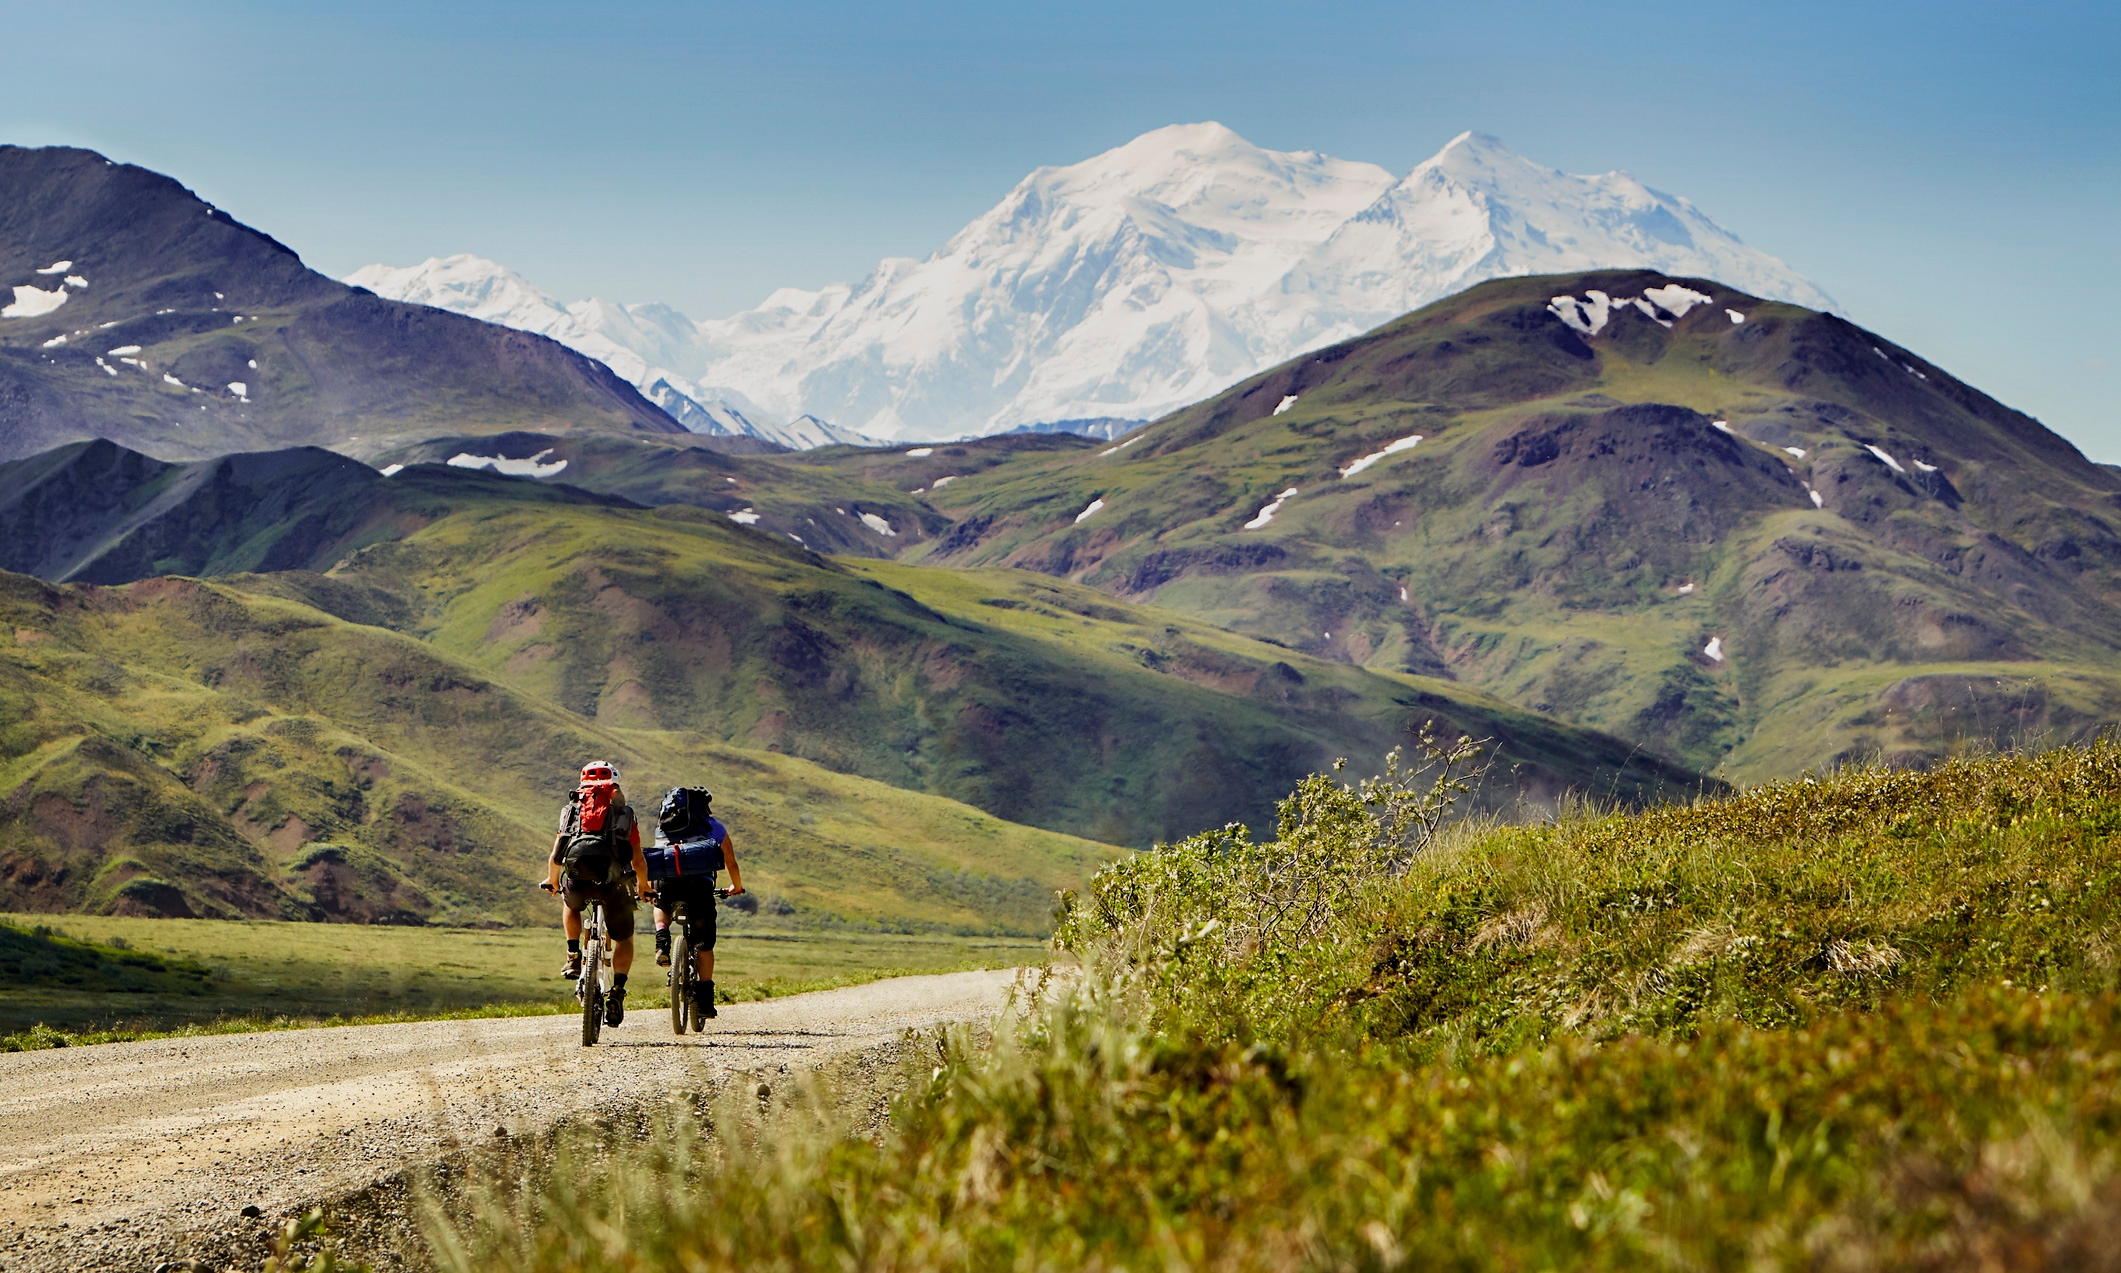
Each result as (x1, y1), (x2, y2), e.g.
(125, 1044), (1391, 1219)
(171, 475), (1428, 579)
(9, 1), (2117, 456)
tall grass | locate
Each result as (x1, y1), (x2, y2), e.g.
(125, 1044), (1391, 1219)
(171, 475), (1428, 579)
(424, 741), (2121, 1270)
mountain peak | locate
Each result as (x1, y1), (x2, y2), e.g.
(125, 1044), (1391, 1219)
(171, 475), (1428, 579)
(354, 126), (1833, 442)
(345, 255), (558, 326)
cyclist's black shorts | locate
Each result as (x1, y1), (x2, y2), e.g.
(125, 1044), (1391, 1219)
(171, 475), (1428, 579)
(560, 876), (636, 941)
(657, 878), (718, 951)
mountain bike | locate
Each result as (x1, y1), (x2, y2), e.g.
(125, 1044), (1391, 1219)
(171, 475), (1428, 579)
(665, 887), (731, 1035)
(575, 896), (614, 1047)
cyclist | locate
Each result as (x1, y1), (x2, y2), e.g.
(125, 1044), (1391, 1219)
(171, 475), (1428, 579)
(651, 806), (744, 1020)
(541, 760), (649, 1026)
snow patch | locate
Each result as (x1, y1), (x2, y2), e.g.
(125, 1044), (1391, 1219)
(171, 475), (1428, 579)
(729, 509), (761, 525)
(1710, 420), (1731, 434)
(94, 358), (116, 376)
(1641, 284), (1715, 319)
(33, 261), (72, 275)
(446, 448), (569, 478)
(1339, 434), (1422, 478)
(162, 374), (185, 388)
(904, 447), (935, 457)
(1243, 487), (1300, 530)
(378, 464), (405, 478)
(227, 381), (248, 399)
(1810, 489), (1825, 508)
(1726, 309), (1745, 324)
(1552, 283), (1713, 334)
(1784, 446), (1807, 458)
(1098, 436), (1144, 457)
(107, 345), (141, 356)
(931, 475), (957, 488)
(247, 359), (257, 369)
(1865, 444), (1907, 475)
(1399, 586), (1408, 602)
(1702, 636), (1725, 662)
(1913, 458), (1939, 473)
(788, 533), (805, 544)
(39, 335), (65, 348)
(1548, 290), (1618, 335)
(63, 276), (87, 289)
(1677, 583), (1695, 594)
(2, 286), (69, 318)
(859, 512), (896, 536)
(1074, 497), (1106, 524)
(1272, 394), (1299, 416)
(1902, 363), (1928, 380)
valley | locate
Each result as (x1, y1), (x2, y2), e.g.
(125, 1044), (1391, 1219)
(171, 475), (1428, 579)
(3, 139), (2114, 946)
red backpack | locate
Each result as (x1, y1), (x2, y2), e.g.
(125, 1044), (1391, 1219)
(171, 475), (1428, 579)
(562, 780), (633, 881)
(578, 781), (619, 833)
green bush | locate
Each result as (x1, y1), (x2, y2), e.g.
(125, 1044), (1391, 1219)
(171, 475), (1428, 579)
(427, 741), (2121, 1270)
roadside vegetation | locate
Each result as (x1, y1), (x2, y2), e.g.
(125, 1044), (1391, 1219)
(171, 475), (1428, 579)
(427, 738), (2121, 1270)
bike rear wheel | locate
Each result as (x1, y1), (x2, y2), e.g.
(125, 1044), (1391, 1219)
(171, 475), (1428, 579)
(580, 906), (605, 1047)
(669, 927), (692, 1035)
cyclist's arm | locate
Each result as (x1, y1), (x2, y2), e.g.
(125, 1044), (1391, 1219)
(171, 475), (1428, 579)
(722, 831), (743, 894)
(543, 834), (565, 891)
(629, 820), (648, 890)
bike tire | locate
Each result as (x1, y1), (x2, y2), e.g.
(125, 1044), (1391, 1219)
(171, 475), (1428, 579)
(581, 907), (605, 1046)
(669, 928), (691, 1035)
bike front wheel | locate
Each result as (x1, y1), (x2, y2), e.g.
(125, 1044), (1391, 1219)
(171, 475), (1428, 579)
(669, 928), (692, 1035)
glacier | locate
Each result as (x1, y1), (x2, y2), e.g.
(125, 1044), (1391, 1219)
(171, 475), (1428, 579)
(350, 124), (1833, 446)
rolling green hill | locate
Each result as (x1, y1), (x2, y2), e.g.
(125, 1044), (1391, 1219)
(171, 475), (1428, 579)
(0, 567), (1116, 929)
(261, 494), (1696, 845)
(885, 271), (2121, 779)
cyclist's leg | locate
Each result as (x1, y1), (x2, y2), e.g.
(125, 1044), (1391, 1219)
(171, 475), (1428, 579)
(693, 892), (716, 986)
(605, 882), (637, 973)
(557, 879), (589, 976)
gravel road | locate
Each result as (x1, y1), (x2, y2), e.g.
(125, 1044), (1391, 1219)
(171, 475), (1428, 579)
(0, 967), (1025, 1272)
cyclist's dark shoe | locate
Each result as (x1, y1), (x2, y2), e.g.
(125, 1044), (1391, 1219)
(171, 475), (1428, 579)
(562, 951), (582, 980)
(605, 986), (626, 1026)
(654, 929), (671, 966)
(699, 981), (718, 1019)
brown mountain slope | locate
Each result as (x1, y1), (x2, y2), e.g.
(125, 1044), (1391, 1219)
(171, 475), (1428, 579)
(0, 145), (682, 462)
(881, 270), (2121, 778)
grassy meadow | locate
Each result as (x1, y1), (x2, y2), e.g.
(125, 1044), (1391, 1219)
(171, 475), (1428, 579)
(0, 911), (1044, 1043)
(426, 740), (2121, 1270)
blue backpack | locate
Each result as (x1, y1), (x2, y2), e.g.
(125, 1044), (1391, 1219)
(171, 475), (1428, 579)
(647, 786), (724, 882)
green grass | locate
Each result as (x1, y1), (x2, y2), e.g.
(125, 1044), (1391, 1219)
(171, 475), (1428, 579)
(0, 912), (1045, 1041)
(424, 741), (2121, 1270)
(0, 567), (1119, 928)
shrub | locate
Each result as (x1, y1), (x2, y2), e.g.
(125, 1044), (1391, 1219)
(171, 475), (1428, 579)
(423, 741), (2121, 1271)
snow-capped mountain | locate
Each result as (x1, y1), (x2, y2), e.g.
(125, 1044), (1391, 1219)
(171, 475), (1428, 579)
(344, 255), (882, 450)
(351, 124), (1832, 444)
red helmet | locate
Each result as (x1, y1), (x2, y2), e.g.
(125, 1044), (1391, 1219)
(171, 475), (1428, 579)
(580, 760), (619, 783)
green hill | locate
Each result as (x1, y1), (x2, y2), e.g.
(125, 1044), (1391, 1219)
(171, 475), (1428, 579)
(889, 271), (2121, 780)
(0, 568), (1116, 929)
(262, 494), (1697, 845)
